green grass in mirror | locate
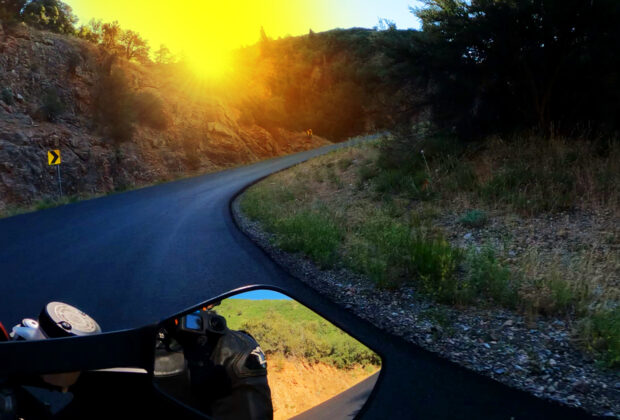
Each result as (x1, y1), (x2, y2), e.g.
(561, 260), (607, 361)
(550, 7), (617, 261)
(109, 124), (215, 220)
(215, 299), (380, 369)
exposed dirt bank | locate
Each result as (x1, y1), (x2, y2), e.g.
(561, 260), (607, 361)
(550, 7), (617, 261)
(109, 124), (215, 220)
(266, 355), (377, 420)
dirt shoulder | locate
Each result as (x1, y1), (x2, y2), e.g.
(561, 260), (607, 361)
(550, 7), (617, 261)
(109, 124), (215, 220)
(231, 139), (619, 417)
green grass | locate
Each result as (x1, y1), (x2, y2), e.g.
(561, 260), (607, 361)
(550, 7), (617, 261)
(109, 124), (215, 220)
(243, 174), (462, 294)
(347, 215), (461, 296)
(277, 211), (342, 267)
(1, 194), (87, 218)
(462, 247), (516, 307)
(578, 308), (620, 368)
(215, 299), (381, 369)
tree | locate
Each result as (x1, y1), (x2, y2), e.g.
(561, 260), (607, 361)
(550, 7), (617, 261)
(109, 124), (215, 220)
(377, 18), (396, 31)
(409, 0), (620, 138)
(100, 20), (121, 51)
(22, 0), (77, 34)
(76, 18), (102, 43)
(259, 26), (269, 43)
(0, 0), (26, 21)
(118, 29), (150, 62)
(154, 43), (173, 64)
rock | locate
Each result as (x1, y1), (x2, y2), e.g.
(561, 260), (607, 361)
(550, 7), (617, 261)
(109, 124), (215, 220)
(495, 368), (506, 375)
(548, 359), (557, 366)
(15, 93), (24, 102)
(464, 232), (473, 240)
(482, 343), (491, 349)
(502, 319), (514, 327)
(572, 380), (590, 394)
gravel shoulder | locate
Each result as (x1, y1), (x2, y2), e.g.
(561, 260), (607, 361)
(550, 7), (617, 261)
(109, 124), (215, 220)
(232, 196), (620, 418)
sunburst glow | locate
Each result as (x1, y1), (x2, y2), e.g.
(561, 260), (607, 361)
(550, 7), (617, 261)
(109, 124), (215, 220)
(66, 0), (418, 79)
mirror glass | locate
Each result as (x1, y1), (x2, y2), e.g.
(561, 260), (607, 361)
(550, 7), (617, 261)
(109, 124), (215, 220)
(153, 289), (381, 420)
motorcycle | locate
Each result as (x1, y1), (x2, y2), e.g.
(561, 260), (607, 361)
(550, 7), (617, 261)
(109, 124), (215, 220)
(0, 285), (382, 420)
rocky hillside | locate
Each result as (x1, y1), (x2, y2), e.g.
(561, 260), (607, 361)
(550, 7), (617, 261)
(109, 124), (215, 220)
(0, 22), (328, 213)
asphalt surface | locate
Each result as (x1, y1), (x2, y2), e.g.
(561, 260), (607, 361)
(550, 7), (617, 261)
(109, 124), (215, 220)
(294, 372), (380, 420)
(0, 139), (594, 419)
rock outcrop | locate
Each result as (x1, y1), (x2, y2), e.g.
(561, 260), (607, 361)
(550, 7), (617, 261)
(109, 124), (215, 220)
(0, 22), (328, 211)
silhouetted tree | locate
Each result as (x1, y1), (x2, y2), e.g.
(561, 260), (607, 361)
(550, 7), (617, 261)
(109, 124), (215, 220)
(409, 0), (620, 138)
(118, 29), (150, 62)
(154, 43), (173, 64)
(100, 20), (121, 51)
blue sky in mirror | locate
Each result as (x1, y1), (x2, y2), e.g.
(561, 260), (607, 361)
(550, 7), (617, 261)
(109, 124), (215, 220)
(229, 290), (292, 300)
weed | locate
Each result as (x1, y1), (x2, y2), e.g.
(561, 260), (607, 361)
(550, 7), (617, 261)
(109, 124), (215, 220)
(347, 215), (461, 295)
(459, 209), (488, 228)
(462, 247), (516, 306)
(1, 87), (14, 105)
(276, 211), (342, 267)
(578, 308), (620, 368)
(422, 306), (451, 328)
(357, 162), (378, 183)
(338, 157), (354, 171)
(326, 166), (343, 188)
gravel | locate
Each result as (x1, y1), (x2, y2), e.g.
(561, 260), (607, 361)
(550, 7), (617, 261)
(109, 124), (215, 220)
(232, 197), (620, 418)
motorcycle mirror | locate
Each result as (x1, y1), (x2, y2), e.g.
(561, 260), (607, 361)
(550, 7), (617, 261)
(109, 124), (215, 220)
(152, 287), (381, 420)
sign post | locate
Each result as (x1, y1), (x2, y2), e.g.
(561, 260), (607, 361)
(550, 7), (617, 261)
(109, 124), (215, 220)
(47, 150), (62, 197)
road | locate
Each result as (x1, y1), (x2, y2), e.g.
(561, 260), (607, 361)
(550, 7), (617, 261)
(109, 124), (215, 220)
(0, 139), (592, 419)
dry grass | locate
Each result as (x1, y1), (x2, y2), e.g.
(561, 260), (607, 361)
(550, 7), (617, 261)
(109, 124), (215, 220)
(517, 248), (619, 317)
(473, 136), (620, 215)
(267, 355), (378, 420)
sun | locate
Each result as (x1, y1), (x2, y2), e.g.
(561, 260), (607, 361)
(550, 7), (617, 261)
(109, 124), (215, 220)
(185, 48), (234, 80)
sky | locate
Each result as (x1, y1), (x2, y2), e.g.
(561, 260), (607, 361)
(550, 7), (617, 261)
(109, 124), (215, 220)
(65, 0), (422, 77)
(229, 290), (292, 300)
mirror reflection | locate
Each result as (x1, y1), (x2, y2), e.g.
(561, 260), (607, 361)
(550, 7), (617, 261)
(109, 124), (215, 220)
(153, 289), (381, 420)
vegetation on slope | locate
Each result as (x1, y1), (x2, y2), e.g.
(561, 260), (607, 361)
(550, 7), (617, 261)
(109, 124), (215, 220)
(216, 299), (381, 369)
(241, 135), (619, 367)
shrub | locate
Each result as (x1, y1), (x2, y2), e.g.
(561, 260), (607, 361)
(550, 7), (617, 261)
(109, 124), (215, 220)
(1, 87), (14, 105)
(462, 247), (515, 307)
(132, 91), (168, 130)
(67, 51), (81, 75)
(41, 88), (65, 122)
(94, 70), (135, 143)
(374, 132), (468, 199)
(458, 209), (488, 228)
(410, 233), (462, 302)
(357, 161), (378, 183)
(578, 308), (620, 368)
(479, 156), (576, 214)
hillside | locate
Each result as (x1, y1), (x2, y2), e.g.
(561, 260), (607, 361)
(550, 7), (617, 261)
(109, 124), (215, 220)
(236, 134), (619, 416)
(0, 22), (328, 214)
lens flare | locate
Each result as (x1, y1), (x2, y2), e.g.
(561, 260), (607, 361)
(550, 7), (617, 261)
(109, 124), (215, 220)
(67, 0), (330, 79)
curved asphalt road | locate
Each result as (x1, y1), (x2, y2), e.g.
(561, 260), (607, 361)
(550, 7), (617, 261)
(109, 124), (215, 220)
(0, 139), (593, 419)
